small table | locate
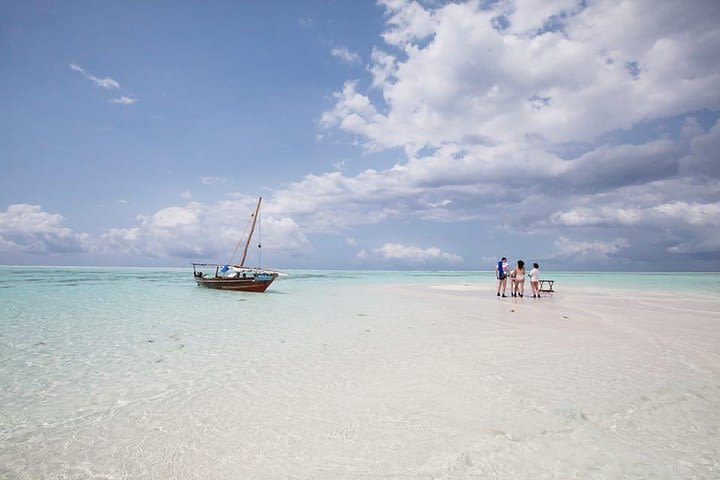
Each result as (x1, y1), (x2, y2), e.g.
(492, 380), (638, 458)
(539, 280), (555, 293)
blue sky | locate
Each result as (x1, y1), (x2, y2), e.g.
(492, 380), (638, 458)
(1, 0), (719, 270)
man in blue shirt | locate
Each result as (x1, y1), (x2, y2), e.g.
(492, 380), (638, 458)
(496, 257), (508, 297)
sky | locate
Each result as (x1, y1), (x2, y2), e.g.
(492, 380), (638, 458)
(1, 0), (719, 271)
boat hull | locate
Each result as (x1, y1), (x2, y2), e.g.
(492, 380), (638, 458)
(195, 277), (275, 292)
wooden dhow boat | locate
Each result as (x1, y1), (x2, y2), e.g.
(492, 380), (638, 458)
(192, 197), (280, 292)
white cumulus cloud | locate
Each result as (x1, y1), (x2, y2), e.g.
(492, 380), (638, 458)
(370, 242), (463, 264)
(553, 236), (630, 261)
(0, 204), (90, 255)
(323, 0), (720, 148)
(307, 0), (720, 266)
(99, 198), (311, 261)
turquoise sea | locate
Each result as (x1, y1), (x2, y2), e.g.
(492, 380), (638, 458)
(1, 266), (719, 478)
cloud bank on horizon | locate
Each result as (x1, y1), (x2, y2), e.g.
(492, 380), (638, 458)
(2, 0), (719, 270)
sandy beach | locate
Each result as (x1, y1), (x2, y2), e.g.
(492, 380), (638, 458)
(1, 271), (719, 479)
(254, 282), (720, 479)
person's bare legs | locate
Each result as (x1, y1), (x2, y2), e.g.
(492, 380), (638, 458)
(519, 279), (525, 297)
(497, 277), (507, 296)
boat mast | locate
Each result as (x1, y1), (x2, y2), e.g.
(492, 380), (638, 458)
(239, 197), (262, 267)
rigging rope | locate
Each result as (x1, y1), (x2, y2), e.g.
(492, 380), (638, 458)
(227, 211), (254, 266)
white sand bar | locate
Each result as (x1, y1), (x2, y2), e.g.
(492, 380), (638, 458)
(408, 284), (720, 479)
(227, 283), (719, 479)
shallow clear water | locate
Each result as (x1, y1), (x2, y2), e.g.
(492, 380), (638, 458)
(1, 267), (719, 478)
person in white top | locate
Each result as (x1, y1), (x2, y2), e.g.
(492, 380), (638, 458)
(529, 262), (540, 298)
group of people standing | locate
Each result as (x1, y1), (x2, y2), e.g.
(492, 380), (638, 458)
(495, 257), (541, 298)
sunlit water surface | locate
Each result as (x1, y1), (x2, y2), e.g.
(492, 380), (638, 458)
(1, 267), (719, 478)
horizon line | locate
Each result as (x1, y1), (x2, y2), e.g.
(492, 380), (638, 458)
(0, 264), (718, 274)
